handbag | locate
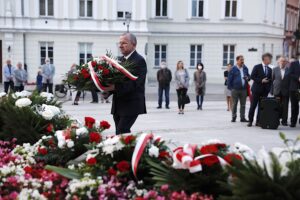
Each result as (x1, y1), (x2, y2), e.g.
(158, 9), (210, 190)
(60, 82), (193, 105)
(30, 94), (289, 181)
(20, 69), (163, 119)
(183, 94), (190, 104)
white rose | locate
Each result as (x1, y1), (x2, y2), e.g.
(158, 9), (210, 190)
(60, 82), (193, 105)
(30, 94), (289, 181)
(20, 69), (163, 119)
(40, 92), (54, 100)
(0, 92), (7, 98)
(58, 140), (66, 149)
(15, 98), (32, 108)
(76, 127), (88, 136)
(67, 140), (74, 148)
(41, 104), (60, 116)
(15, 90), (32, 98)
(148, 145), (159, 158)
(41, 109), (55, 120)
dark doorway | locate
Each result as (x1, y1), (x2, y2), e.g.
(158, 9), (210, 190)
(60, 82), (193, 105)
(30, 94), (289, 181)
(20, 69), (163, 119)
(0, 40), (2, 83)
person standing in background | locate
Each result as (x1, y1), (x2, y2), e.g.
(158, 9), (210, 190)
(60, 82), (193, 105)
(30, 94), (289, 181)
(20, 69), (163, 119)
(157, 61), (172, 109)
(36, 68), (43, 93)
(14, 62), (27, 92)
(175, 61), (190, 114)
(247, 53), (273, 127)
(3, 59), (15, 93)
(224, 63), (233, 111)
(194, 63), (206, 110)
(228, 55), (250, 123)
(41, 58), (55, 93)
(271, 56), (290, 126)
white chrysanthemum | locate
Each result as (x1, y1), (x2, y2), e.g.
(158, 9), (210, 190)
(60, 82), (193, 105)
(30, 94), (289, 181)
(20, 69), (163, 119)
(76, 127), (88, 136)
(15, 90), (32, 98)
(0, 92), (7, 98)
(232, 142), (255, 160)
(148, 145), (159, 158)
(15, 98), (32, 108)
(40, 92), (54, 101)
(41, 108), (55, 120)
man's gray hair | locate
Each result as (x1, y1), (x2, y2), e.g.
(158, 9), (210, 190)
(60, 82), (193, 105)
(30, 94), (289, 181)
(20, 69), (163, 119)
(121, 33), (137, 46)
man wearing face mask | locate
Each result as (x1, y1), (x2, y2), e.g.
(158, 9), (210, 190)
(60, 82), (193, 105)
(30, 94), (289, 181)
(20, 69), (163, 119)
(3, 59), (15, 93)
(157, 61), (172, 109)
(227, 55), (250, 123)
(41, 58), (55, 94)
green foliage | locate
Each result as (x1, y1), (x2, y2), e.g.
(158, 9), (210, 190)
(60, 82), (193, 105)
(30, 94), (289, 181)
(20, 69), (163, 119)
(45, 165), (82, 179)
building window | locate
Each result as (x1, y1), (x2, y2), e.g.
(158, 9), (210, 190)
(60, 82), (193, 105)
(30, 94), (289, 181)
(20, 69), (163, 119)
(262, 43), (266, 54)
(223, 45), (235, 66)
(154, 44), (167, 67)
(117, 0), (132, 19)
(39, 0), (54, 17)
(156, 0), (168, 17)
(79, 0), (93, 18)
(40, 42), (54, 65)
(190, 45), (202, 67)
(225, 0), (237, 18)
(79, 43), (93, 65)
(192, 0), (204, 17)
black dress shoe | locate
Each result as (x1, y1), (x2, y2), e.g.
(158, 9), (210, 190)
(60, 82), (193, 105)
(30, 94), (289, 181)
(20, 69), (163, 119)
(247, 122), (253, 127)
(73, 102), (79, 105)
(157, 106), (162, 109)
(240, 118), (249, 123)
(281, 122), (288, 126)
(255, 123), (261, 127)
(231, 117), (236, 122)
(290, 124), (296, 128)
(90, 101), (98, 104)
(165, 106), (170, 109)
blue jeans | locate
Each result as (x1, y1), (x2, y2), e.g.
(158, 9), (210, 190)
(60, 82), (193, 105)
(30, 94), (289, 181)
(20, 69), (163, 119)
(196, 95), (204, 108)
(158, 85), (170, 107)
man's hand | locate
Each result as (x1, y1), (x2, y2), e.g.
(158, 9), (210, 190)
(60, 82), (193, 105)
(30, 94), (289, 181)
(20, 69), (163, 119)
(105, 84), (115, 92)
(298, 77), (300, 82)
(262, 78), (269, 83)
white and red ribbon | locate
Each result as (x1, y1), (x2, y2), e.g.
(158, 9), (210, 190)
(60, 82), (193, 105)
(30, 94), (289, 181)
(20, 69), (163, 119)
(88, 62), (108, 92)
(131, 133), (153, 178)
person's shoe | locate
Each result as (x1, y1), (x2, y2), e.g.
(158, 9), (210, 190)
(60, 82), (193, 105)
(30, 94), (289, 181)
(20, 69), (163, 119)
(281, 121), (288, 126)
(197, 106), (200, 110)
(157, 106), (162, 109)
(165, 106), (170, 109)
(231, 117), (236, 122)
(247, 122), (253, 127)
(290, 124), (296, 128)
(240, 118), (249, 123)
(90, 101), (98, 104)
(200, 106), (203, 110)
(73, 102), (79, 105)
(106, 100), (110, 103)
(255, 122), (261, 127)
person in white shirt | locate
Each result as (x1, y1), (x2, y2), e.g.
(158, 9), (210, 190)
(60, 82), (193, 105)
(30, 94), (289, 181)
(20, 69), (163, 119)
(3, 59), (15, 93)
(14, 62), (27, 92)
(41, 58), (55, 93)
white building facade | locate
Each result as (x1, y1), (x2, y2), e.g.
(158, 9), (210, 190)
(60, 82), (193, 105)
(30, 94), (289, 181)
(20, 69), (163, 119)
(0, 0), (286, 84)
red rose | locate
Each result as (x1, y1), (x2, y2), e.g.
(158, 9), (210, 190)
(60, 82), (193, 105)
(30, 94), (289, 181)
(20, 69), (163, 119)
(81, 68), (90, 79)
(224, 153), (242, 165)
(91, 61), (97, 67)
(38, 147), (48, 155)
(123, 135), (136, 145)
(135, 198), (145, 200)
(200, 143), (227, 154)
(85, 117), (96, 129)
(89, 132), (102, 143)
(116, 160), (130, 172)
(24, 166), (33, 174)
(102, 68), (110, 76)
(73, 75), (79, 80)
(86, 157), (97, 165)
(45, 123), (54, 133)
(100, 120), (111, 129)
(201, 155), (219, 166)
(159, 151), (170, 159)
(98, 65), (104, 70)
(108, 167), (117, 176)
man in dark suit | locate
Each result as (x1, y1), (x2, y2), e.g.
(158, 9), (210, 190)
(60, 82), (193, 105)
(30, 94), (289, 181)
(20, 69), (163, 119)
(271, 56), (290, 126)
(104, 33), (147, 135)
(247, 53), (273, 127)
(288, 57), (300, 127)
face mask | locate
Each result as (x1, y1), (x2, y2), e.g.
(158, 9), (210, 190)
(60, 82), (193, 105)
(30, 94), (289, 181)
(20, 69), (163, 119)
(161, 64), (167, 69)
(198, 66), (202, 70)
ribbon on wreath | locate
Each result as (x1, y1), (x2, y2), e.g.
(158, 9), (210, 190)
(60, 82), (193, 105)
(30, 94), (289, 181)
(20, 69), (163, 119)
(131, 133), (154, 178)
(88, 61), (108, 92)
(172, 144), (229, 174)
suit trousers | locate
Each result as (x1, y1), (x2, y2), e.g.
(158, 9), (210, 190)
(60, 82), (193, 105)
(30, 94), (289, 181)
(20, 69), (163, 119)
(231, 89), (247, 119)
(113, 115), (138, 135)
(4, 81), (14, 93)
(275, 95), (289, 123)
(248, 92), (268, 123)
(43, 83), (53, 94)
(290, 91), (299, 125)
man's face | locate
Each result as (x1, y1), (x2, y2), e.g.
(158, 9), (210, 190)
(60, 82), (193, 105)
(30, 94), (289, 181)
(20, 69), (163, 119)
(17, 64), (22, 69)
(278, 58), (285, 68)
(263, 57), (272, 65)
(7, 60), (11, 65)
(237, 57), (244, 66)
(119, 35), (135, 56)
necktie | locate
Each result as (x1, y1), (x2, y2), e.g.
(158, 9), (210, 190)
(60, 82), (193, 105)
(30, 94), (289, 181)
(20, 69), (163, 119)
(8, 65), (11, 75)
(265, 66), (268, 76)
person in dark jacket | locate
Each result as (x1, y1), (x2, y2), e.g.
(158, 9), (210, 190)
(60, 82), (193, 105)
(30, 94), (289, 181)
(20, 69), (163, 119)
(271, 56), (290, 126)
(288, 57), (300, 127)
(227, 55), (250, 123)
(104, 33), (147, 135)
(36, 68), (43, 93)
(157, 61), (172, 109)
(247, 53), (273, 127)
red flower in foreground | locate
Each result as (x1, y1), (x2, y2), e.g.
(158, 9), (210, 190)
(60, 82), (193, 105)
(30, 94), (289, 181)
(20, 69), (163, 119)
(24, 166), (33, 174)
(86, 157), (97, 165)
(200, 143), (226, 155)
(102, 68), (110, 76)
(116, 160), (130, 172)
(224, 153), (243, 165)
(38, 146), (48, 155)
(73, 75), (79, 80)
(89, 132), (102, 143)
(108, 167), (117, 176)
(85, 117), (96, 128)
(46, 123), (54, 133)
(201, 155), (220, 167)
(91, 61), (97, 67)
(100, 120), (111, 129)
(123, 135), (136, 145)
(98, 65), (104, 70)
(159, 151), (170, 159)
(81, 68), (90, 79)
(63, 129), (72, 140)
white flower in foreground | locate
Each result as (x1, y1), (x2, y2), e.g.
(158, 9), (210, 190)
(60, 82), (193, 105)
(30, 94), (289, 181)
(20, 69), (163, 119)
(40, 104), (60, 120)
(40, 92), (54, 100)
(15, 98), (32, 108)
(15, 90), (32, 98)
(201, 139), (223, 145)
(55, 130), (66, 148)
(76, 127), (88, 136)
(148, 145), (159, 158)
(67, 140), (75, 148)
(0, 92), (6, 98)
(232, 142), (256, 160)
(41, 108), (55, 120)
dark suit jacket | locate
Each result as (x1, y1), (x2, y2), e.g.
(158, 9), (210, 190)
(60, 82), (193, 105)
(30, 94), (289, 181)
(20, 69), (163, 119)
(111, 51), (147, 116)
(289, 60), (300, 91)
(271, 66), (290, 96)
(250, 63), (272, 94)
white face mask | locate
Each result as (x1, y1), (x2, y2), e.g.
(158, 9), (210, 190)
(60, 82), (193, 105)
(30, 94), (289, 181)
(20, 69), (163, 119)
(198, 66), (202, 70)
(161, 64), (167, 69)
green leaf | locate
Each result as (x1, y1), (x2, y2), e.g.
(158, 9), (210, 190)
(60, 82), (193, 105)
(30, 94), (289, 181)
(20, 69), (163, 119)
(279, 132), (286, 141)
(45, 165), (82, 179)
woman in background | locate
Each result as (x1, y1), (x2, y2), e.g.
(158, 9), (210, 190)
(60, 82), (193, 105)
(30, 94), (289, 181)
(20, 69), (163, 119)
(175, 61), (189, 114)
(224, 63), (233, 111)
(194, 63), (207, 110)
(36, 68), (43, 93)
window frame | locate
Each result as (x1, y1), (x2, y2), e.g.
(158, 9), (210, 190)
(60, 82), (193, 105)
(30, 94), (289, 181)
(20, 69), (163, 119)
(78, 43), (93, 65)
(154, 44), (167, 68)
(222, 44), (235, 67)
(224, 0), (237, 18)
(79, 0), (93, 18)
(191, 0), (204, 18)
(40, 42), (54, 65)
(155, 0), (168, 18)
(39, 0), (54, 17)
(190, 44), (203, 68)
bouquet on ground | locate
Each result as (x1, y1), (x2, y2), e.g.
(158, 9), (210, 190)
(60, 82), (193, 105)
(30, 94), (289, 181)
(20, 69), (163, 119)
(66, 53), (137, 91)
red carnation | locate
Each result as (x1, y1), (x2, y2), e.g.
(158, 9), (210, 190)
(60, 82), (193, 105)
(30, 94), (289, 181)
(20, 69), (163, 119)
(116, 160), (130, 172)
(159, 151), (170, 159)
(123, 135), (136, 145)
(86, 157), (97, 165)
(108, 167), (117, 176)
(85, 117), (96, 129)
(100, 120), (111, 129)
(89, 132), (102, 143)
(24, 166), (33, 174)
(200, 144), (219, 154)
(224, 153), (243, 165)
(45, 123), (54, 133)
(38, 147), (48, 155)
(102, 68), (110, 76)
(91, 61), (97, 67)
(201, 155), (219, 166)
